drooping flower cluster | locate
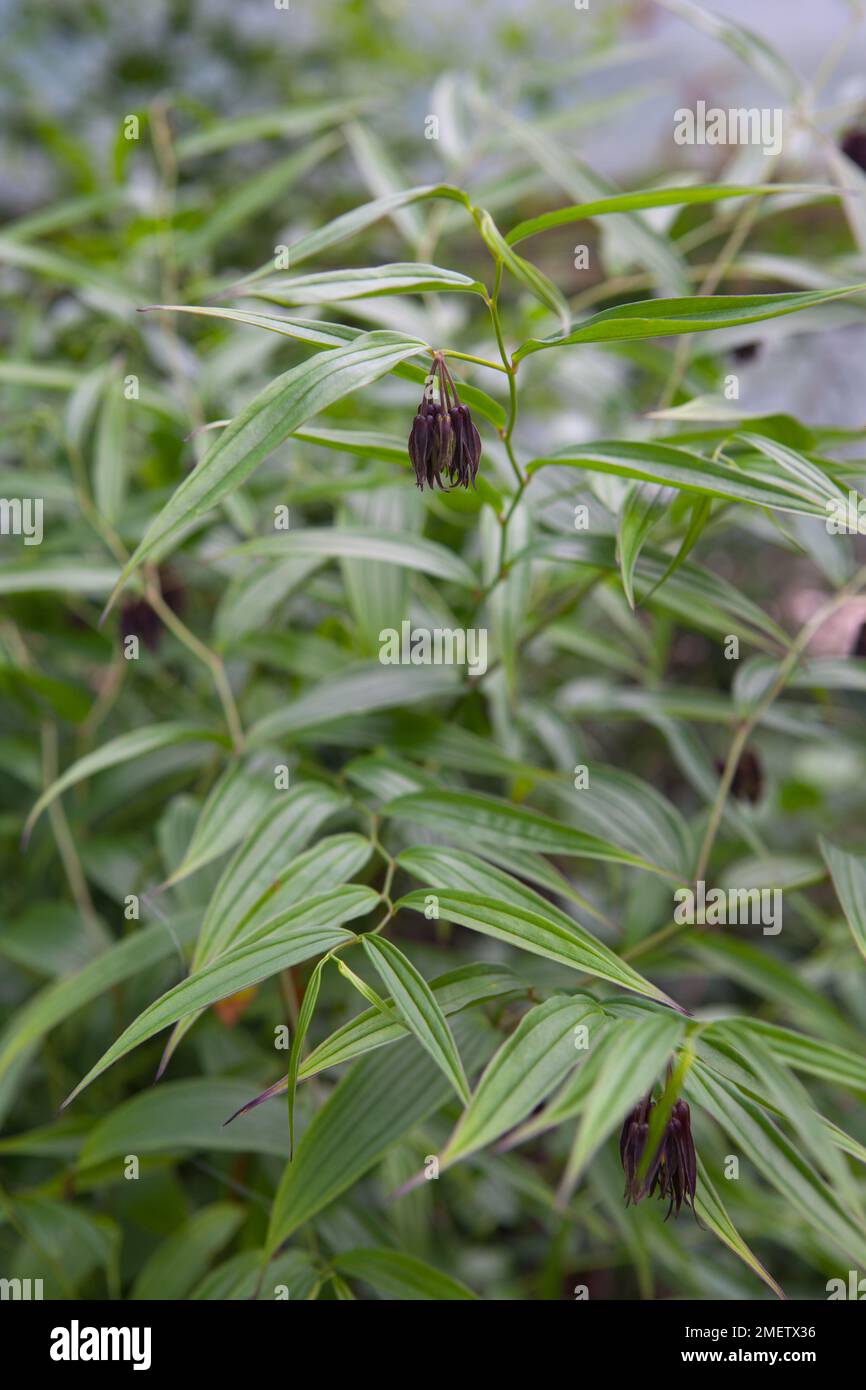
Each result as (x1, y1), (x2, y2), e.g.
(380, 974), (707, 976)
(620, 1094), (697, 1219)
(408, 352), (482, 491)
(714, 747), (763, 803)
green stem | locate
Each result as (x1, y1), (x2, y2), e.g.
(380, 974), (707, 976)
(144, 579), (245, 753)
(693, 565), (866, 882)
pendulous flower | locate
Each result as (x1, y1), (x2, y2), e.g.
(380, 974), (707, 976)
(716, 748), (763, 804)
(620, 1094), (697, 1219)
(408, 353), (481, 491)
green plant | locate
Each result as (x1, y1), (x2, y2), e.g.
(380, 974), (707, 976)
(3, 0), (866, 1303)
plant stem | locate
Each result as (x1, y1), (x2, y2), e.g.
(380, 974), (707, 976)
(694, 565), (866, 882)
(144, 578), (245, 752)
(441, 348), (509, 374)
(485, 263), (525, 489)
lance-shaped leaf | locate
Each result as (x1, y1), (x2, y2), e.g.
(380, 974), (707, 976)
(333, 1249), (477, 1301)
(63, 886), (379, 1108)
(175, 97), (376, 160)
(193, 786), (352, 967)
(685, 1060), (866, 1268)
(820, 838), (866, 964)
(694, 1155), (786, 1300)
(558, 1013), (685, 1193)
(102, 330), (428, 614)
(232, 184), (472, 280)
(266, 1014), (495, 1250)
(300, 961), (520, 1079)
(286, 958), (325, 1158)
(0, 912), (199, 1085)
(706, 1022), (863, 1216)
(514, 284), (866, 360)
(527, 440), (837, 518)
(24, 724), (229, 842)
(475, 207), (569, 330)
(160, 828), (370, 1075)
(224, 963), (521, 1126)
(549, 766), (693, 880)
(141, 305), (506, 428)
(161, 762), (276, 887)
(231, 527), (477, 587)
(79, 1079), (297, 1167)
(246, 262), (485, 305)
(505, 183), (817, 246)
(248, 664), (459, 746)
(362, 935), (470, 1104)
(130, 1203), (245, 1301)
(440, 995), (597, 1166)
(740, 1019), (866, 1094)
(384, 789), (669, 874)
(0, 562), (119, 597)
(400, 839), (678, 995)
(397, 845), (681, 1007)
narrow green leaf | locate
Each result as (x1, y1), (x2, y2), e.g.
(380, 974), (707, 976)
(241, 184), (471, 274)
(0, 917), (193, 1091)
(80, 1080), (295, 1167)
(162, 763), (275, 887)
(141, 305), (505, 427)
(130, 1204), (243, 1301)
(179, 136), (340, 262)
(176, 98), (374, 159)
(397, 846), (680, 1006)
(694, 1156), (786, 1300)
(362, 935), (470, 1104)
(686, 1061), (866, 1267)
(161, 830), (370, 1074)
(231, 527), (477, 586)
(248, 262), (485, 305)
(266, 1015), (495, 1250)
(515, 285), (866, 360)
(384, 789), (666, 872)
(559, 1013), (684, 1191)
(475, 207), (569, 329)
(333, 1248), (477, 1300)
(287, 959), (325, 1157)
(441, 996), (596, 1165)
(506, 184), (816, 246)
(820, 838), (866, 963)
(225, 963), (520, 1126)
(103, 331), (427, 613)
(618, 482), (664, 609)
(528, 439), (834, 517)
(0, 563), (119, 596)
(63, 888), (378, 1107)
(24, 724), (229, 841)
(248, 664), (460, 746)
(300, 962), (520, 1079)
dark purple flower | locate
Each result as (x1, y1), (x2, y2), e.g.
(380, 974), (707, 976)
(119, 566), (185, 651)
(620, 1093), (697, 1219)
(841, 128), (866, 172)
(715, 748), (763, 804)
(408, 353), (481, 491)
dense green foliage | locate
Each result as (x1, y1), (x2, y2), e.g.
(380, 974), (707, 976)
(2, 0), (866, 1301)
